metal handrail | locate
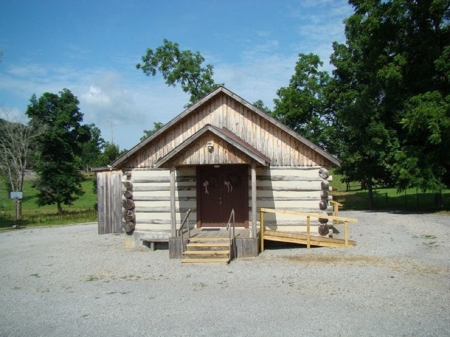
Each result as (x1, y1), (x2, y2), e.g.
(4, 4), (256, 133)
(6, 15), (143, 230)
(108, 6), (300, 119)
(178, 209), (192, 241)
(226, 209), (236, 260)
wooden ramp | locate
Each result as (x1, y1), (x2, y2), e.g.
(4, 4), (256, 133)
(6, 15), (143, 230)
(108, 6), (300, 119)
(263, 230), (356, 248)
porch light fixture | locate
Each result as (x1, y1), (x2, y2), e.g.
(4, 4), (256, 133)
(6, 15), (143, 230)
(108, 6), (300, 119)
(206, 141), (214, 151)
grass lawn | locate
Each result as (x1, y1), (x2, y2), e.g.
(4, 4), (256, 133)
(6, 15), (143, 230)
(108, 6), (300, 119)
(0, 175), (98, 229)
(330, 172), (450, 213)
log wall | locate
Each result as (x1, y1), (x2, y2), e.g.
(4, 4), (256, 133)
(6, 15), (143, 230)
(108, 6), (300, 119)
(251, 167), (333, 231)
(129, 167), (197, 233)
(128, 166), (330, 235)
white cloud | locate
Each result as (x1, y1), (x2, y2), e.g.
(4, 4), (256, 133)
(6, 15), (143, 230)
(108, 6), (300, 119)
(80, 71), (139, 124)
(6, 64), (47, 77)
(0, 0), (352, 150)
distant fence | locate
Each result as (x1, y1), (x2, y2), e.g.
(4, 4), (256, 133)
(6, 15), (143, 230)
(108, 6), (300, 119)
(336, 189), (450, 211)
(371, 190), (448, 211)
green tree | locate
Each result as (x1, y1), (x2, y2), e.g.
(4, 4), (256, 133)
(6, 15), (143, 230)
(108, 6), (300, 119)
(26, 89), (91, 214)
(253, 100), (272, 114)
(273, 53), (336, 153)
(96, 142), (122, 167)
(136, 39), (221, 106)
(140, 122), (164, 141)
(0, 109), (43, 219)
(330, 0), (450, 207)
(80, 124), (105, 171)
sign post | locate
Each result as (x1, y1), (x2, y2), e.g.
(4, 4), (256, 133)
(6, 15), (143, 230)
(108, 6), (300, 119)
(9, 192), (23, 229)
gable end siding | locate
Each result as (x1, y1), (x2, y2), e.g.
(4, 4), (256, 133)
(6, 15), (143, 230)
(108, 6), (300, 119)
(120, 93), (333, 169)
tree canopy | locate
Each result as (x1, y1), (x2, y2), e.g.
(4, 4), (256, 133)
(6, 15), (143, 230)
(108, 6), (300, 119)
(80, 124), (105, 170)
(140, 122), (164, 141)
(137, 39), (221, 106)
(26, 89), (91, 214)
(273, 53), (337, 154)
(330, 0), (450, 206)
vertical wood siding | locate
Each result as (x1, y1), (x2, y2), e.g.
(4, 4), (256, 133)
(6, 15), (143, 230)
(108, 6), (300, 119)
(97, 170), (123, 234)
(122, 93), (331, 169)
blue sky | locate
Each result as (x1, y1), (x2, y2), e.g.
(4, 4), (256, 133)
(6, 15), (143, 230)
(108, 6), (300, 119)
(0, 0), (353, 150)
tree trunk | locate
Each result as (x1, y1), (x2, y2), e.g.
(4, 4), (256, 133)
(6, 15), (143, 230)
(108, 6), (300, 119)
(435, 193), (443, 207)
(57, 202), (63, 215)
(18, 199), (23, 220)
(367, 178), (374, 209)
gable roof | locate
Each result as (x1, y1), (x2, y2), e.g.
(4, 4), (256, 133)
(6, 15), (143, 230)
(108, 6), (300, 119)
(111, 86), (340, 168)
(154, 124), (271, 168)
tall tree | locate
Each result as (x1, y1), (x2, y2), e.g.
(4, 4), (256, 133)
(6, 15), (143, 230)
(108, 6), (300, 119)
(80, 124), (105, 170)
(140, 122), (164, 141)
(330, 0), (450, 207)
(0, 109), (42, 219)
(273, 53), (337, 153)
(96, 142), (122, 167)
(26, 89), (91, 214)
(136, 39), (221, 106)
(253, 100), (272, 114)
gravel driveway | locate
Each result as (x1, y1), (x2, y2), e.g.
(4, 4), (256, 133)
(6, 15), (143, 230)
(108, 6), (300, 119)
(1, 211), (449, 337)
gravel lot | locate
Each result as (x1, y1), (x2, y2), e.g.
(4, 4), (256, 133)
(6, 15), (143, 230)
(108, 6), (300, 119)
(1, 211), (449, 337)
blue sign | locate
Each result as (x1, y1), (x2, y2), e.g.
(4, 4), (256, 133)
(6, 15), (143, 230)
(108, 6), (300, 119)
(9, 191), (23, 199)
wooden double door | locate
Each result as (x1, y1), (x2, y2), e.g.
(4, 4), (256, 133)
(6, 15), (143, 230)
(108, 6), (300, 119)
(197, 165), (248, 228)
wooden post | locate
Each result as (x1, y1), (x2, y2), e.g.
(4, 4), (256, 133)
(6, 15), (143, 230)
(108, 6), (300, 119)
(260, 211), (264, 252)
(344, 221), (349, 247)
(251, 163), (257, 239)
(331, 201), (343, 224)
(15, 198), (19, 229)
(170, 166), (176, 238)
(333, 202), (338, 225)
(306, 216), (311, 249)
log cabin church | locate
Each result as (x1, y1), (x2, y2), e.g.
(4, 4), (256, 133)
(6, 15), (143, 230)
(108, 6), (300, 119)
(94, 86), (340, 260)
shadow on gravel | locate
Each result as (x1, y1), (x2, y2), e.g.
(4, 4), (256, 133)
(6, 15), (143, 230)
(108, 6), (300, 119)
(346, 209), (450, 216)
(263, 240), (322, 250)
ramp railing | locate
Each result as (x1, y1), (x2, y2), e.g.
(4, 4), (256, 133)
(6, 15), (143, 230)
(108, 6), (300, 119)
(258, 208), (358, 251)
(329, 200), (344, 224)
